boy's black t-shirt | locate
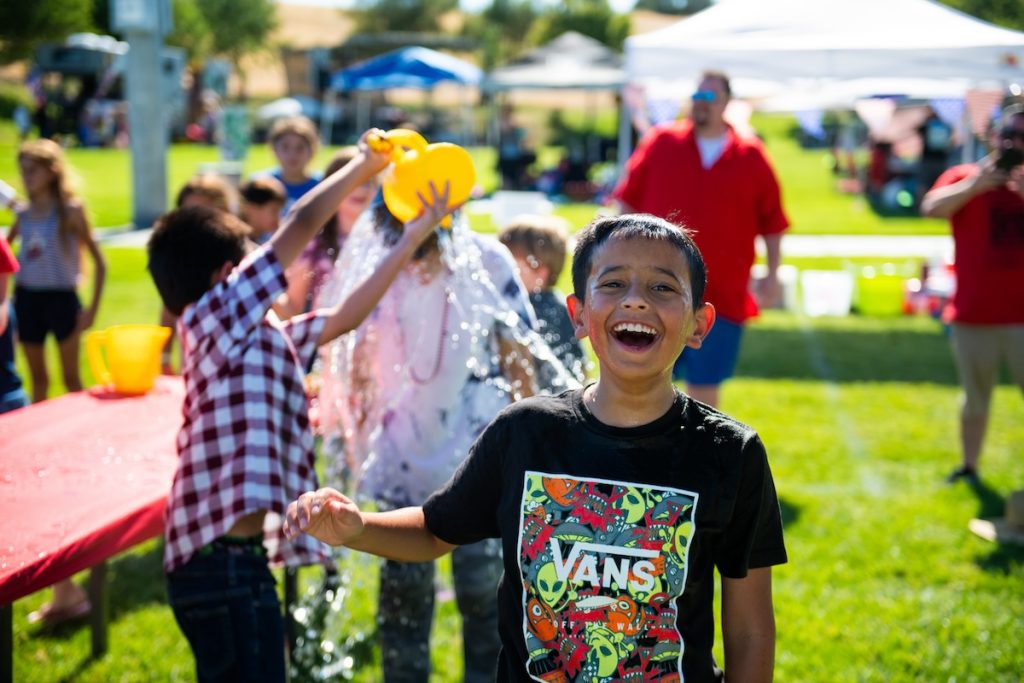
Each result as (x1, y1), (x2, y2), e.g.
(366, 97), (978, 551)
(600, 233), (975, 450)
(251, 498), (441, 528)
(423, 388), (787, 683)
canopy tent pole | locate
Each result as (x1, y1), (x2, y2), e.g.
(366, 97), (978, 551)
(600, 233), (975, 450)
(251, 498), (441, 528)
(617, 90), (632, 171)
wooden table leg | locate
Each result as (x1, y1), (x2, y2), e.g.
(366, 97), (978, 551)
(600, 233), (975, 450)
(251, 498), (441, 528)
(87, 562), (108, 659)
(1, 603), (12, 683)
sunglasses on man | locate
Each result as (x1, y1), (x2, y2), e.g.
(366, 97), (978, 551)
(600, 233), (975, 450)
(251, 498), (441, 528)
(691, 90), (718, 103)
(999, 128), (1024, 142)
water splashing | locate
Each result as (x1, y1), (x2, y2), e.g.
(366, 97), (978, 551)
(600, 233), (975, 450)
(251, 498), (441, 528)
(318, 209), (582, 507)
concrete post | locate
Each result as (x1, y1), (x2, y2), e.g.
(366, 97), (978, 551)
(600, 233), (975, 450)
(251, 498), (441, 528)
(124, 31), (168, 229)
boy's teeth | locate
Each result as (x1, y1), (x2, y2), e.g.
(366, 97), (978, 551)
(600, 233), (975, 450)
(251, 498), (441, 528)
(614, 322), (656, 335)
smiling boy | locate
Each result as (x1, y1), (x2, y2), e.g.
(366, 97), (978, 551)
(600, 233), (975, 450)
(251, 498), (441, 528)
(285, 213), (787, 682)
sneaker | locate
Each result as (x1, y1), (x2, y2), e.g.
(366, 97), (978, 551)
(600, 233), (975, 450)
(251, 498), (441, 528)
(946, 466), (979, 484)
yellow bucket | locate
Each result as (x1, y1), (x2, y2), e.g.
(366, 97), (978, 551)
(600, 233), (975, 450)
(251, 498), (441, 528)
(368, 128), (476, 227)
(86, 324), (172, 395)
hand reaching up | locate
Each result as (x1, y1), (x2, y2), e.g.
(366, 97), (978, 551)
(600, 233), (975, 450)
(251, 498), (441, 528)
(283, 487), (365, 547)
(401, 180), (456, 249)
(358, 128), (394, 175)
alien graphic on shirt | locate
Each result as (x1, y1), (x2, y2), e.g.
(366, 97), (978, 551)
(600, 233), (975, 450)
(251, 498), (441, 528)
(518, 471), (698, 682)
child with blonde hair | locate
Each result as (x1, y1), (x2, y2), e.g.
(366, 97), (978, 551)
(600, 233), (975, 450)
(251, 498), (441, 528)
(9, 138), (106, 625)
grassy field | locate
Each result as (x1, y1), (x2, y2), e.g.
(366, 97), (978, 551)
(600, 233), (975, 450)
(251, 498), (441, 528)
(5, 111), (1020, 681)
(8, 245), (1024, 682)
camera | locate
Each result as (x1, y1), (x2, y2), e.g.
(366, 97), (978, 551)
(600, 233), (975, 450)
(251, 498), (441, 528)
(995, 145), (1024, 172)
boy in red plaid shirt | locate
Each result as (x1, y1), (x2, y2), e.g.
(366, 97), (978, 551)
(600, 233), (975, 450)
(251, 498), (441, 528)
(147, 130), (454, 682)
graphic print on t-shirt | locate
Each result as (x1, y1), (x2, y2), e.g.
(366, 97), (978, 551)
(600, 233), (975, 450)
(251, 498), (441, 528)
(517, 471), (698, 682)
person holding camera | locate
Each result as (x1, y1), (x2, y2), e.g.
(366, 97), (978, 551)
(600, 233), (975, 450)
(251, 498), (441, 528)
(921, 103), (1024, 484)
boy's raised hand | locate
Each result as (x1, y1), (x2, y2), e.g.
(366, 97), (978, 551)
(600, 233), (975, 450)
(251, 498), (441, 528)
(283, 487), (364, 546)
(358, 128), (394, 175)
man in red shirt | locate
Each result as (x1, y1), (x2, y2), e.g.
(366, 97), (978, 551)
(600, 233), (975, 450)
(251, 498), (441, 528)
(921, 103), (1024, 484)
(613, 70), (789, 407)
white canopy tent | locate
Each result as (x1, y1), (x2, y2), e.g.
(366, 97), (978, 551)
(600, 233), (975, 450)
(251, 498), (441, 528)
(625, 0), (1024, 100)
(618, 0), (1024, 164)
(484, 31), (625, 92)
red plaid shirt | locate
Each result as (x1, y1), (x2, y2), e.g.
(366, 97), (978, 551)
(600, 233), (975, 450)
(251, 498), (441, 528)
(164, 245), (329, 572)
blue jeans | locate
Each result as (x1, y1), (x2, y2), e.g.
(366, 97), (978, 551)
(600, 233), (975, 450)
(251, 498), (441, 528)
(167, 541), (285, 683)
(378, 539), (502, 683)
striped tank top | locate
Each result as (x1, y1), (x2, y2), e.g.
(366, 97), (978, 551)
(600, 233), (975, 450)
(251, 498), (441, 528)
(15, 207), (80, 290)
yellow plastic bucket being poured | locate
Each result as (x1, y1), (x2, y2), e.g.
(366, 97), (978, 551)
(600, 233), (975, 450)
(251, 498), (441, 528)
(367, 129), (476, 228)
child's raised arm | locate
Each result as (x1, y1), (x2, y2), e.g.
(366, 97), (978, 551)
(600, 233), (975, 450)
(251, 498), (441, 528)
(283, 488), (455, 562)
(721, 567), (776, 683)
(315, 180), (455, 346)
(270, 130), (390, 270)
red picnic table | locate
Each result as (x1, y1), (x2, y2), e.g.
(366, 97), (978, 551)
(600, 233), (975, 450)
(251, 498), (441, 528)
(0, 376), (184, 682)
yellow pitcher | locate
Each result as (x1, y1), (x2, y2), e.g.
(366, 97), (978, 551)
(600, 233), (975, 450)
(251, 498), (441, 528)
(86, 324), (172, 395)
(367, 129), (476, 227)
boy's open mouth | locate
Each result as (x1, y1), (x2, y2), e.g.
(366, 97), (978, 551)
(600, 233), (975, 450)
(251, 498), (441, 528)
(611, 322), (658, 349)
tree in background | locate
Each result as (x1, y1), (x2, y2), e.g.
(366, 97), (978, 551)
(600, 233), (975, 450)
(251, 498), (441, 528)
(634, 0), (712, 15)
(528, 0), (630, 52)
(0, 0), (93, 65)
(939, 0), (1024, 30)
(462, 0), (539, 71)
(350, 0), (459, 33)
(195, 0), (277, 100)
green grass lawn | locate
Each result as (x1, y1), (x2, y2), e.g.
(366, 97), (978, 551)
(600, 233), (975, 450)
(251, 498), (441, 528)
(3, 107), (1012, 681)
(9, 247), (1023, 682)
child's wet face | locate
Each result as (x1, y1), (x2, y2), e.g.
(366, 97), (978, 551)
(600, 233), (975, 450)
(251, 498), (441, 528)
(273, 133), (313, 176)
(570, 235), (706, 382)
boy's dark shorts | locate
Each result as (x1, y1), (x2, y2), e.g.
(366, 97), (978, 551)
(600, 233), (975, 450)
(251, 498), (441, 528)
(13, 287), (82, 344)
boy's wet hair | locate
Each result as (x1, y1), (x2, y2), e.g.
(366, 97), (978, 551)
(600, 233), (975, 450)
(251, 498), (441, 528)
(147, 206), (251, 315)
(571, 214), (706, 308)
(239, 176), (286, 206)
(268, 115), (319, 154)
(498, 215), (570, 289)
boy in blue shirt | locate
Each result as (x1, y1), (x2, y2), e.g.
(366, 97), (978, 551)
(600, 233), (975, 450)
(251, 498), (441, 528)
(286, 213), (787, 682)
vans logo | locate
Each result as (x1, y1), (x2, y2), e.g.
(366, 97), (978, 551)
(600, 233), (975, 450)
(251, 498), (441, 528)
(549, 538), (659, 593)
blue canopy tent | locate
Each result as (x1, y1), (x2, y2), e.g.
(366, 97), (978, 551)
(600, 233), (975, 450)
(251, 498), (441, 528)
(322, 47), (483, 143)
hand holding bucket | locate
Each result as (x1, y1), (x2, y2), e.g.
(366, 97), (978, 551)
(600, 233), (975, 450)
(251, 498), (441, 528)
(367, 129), (476, 228)
(86, 324), (172, 395)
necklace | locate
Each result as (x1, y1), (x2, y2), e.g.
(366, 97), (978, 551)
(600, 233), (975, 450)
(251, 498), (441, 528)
(403, 286), (451, 385)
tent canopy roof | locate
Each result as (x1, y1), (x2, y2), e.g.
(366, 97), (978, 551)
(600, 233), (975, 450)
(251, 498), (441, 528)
(330, 46), (482, 92)
(626, 0), (1024, 99)
(485, 31), (625, 91)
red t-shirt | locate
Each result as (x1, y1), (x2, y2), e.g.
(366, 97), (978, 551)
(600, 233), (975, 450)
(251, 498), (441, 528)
(932, 165), (1024, 324)
(0, 235), (19, 276)
(613, 120), (789, 322)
